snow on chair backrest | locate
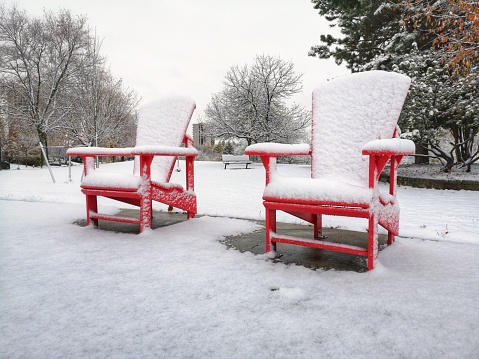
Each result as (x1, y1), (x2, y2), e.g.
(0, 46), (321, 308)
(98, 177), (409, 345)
(311, 70), (411, 187)
(133, 96), (196, 183)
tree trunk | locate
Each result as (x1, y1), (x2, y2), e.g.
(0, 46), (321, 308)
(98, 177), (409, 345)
(443, 159), (455, 173)
(415, 143), (429, 164)
(38, 132), (48, 167)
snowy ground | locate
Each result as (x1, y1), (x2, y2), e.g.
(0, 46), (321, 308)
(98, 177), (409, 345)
(1, 160), (478, 358)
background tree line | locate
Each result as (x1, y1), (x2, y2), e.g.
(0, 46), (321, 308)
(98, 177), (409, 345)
(309, 0), (479, 172)
(0, 4), (138, 166)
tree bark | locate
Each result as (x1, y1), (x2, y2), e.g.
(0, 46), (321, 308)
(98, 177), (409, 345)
(415, 143), (429, 164)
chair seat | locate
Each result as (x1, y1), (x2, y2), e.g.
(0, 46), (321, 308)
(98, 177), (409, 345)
(81, 171), (144, 191)
(264, 176), (396, 207)
(264, 176), (372, 205)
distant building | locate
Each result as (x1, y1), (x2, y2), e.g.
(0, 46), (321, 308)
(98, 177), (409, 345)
(193, 123), (214, 146)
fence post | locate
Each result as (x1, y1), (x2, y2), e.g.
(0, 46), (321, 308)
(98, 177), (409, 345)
(68, 141), (72, 182)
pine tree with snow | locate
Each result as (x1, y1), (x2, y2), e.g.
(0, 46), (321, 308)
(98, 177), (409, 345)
(309, 0), (479, 171)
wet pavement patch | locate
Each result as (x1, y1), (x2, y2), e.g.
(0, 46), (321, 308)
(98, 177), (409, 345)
(222, 222), (387, 273)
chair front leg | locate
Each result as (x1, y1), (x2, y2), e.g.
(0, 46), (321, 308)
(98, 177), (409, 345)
(186, 155), (195, 192)
(83, 156), (99, 228)
(259, 155), (278, 186)
(387, 155), (402, 245)
(367, 210), (379, 271)
(86, 194), (98, 228)
(367, 155), (381, 270)
(83, 156), (96, 176)
(139, 155), (153, 232)
(139, 194), (152, 232)
(265, 206), (276, 253)
(186, 155), (196, 219)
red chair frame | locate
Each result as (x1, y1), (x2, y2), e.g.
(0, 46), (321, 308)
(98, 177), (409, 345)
(68, 138), (197, 233)
(245, 71), (415, 270)
(67, 96), (197, 233)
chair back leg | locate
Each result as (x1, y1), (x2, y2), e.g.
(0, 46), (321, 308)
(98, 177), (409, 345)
(313, 214), (323, 239)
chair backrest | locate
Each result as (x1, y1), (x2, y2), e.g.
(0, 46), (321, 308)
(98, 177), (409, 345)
(311, 70), (410, 187)
(133, 95), (196, 183)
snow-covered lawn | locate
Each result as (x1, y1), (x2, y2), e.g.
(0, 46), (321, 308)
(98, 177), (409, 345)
(1, 160), (478, 358)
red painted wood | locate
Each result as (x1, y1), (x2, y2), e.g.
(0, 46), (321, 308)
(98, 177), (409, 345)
(250, 142), (412, 271)
(72, 134), (197, 233)
(271, 232), (368, 257)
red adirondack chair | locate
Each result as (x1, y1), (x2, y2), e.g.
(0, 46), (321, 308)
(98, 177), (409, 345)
(67, 95), (197, 233)
(245, 71), (415, 270)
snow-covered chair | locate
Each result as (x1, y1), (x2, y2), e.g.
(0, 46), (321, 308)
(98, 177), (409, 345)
(67, 96), (197, 233)
(245, 71), (415, 270)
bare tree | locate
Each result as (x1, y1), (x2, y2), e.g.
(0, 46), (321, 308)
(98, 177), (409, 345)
(204, 54), (310, 146)
(0, 4), (140, 165)
(64, 35), (139, 148)
(0, 4), (90, 160)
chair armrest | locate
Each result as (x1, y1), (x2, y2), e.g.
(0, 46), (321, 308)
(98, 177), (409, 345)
(245, 143), (311, 156)
(66, 147), (135, 156)
(132, 145), (197, 156)
(245, 143), (310, 186)
(362, 138), (415, 156)
(67, 145), (198, 157)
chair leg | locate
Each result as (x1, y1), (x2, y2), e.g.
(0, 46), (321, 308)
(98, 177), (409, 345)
(367, 212), (379, 270)
(139, 195), (152, 233)
(313, 214), (323, 239)
(387, 231), (395, 246)
(265, 207), (276, 253)
(86, 194), (98, 228)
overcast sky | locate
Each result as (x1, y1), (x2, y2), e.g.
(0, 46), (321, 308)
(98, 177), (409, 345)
(14, 0), (349, 122)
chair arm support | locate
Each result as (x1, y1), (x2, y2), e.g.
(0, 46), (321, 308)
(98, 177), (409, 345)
(245, 143), (310, 186)
(362, 138), (415, 156)
(245, 143), (311, 157)
(364, 139), (413, 194)
(184, 134), (194, 148)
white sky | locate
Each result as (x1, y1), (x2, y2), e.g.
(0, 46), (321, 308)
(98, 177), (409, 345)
(14, 0), (349, 122)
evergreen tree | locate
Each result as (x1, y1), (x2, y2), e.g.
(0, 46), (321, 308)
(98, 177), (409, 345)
(395, 51), (479, 171)
(214, 141), (224, 156)
(309, 0), (479, 171)
(223, 141), (234, 155)
(309, 1), (405, 72)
